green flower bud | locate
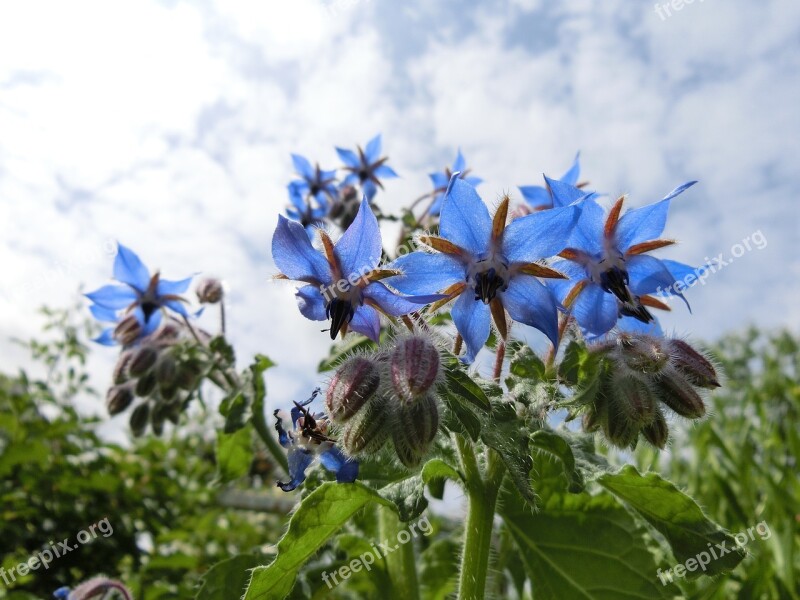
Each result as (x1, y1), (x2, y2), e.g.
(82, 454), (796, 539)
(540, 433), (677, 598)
(326, 357), (381, 423)
(155, 353), (178, 388)
(341, 395), (390, 455)
(106, 384), (134, 415)
(393, 394), (439, 467)
(113, 351), (134, 384)
(389, 336), (441, 405)
(642, 406), (669, 449)
(114, 314), (141, 346)
(617, 334), (668, 374)
(129, 346), (158, 377)
(611, 373), (657, 427)
(129, 402), (150, 437)
(668, 339), (720, 388)
(135, 371), (157, 397)
(656, 368), (706, 418)
(196, 278), (224, 304)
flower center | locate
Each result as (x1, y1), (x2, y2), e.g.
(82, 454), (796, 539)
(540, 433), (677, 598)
(324, 283), (362, 339)
(468, 256), (510, 304)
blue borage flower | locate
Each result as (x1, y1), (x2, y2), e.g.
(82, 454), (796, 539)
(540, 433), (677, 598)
(519, 152), (586, 211)
(427, 148), (482, 216)
(86, 243), (194, 346)
(336, 134), (398, 201)
(274, 389), (358, 492)
(547, 182), (700, 338)
(387, 175), (581, 362)
(287, 153), (338, 227)
(272, 196), (443, 341)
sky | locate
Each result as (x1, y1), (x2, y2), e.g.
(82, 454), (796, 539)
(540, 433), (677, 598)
(0, 0), (798, 431)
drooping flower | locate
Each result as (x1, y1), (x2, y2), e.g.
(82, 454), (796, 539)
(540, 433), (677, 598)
(387, 176), (581, 362)
(427, 148), (482, 216)
(519, 152), (586, 210)
(86, 244), (194, 346)
(286, 153), (338, 228)
(272, 196), (442, 341)
(547, 182), (700, 338)
(336, 134), (398, 201)
(274, 389), (358, 492)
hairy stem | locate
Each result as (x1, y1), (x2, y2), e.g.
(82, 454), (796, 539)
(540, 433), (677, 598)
(378, 506), (420, 600)
(493, 340), (506, 382)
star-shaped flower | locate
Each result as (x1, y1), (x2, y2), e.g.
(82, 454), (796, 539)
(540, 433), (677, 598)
(547, 182), (699, 338)
(387, 176), (581, 362)
(86, 243), (194, 345)
(519, 152), (587, 211)
(286, 153), (338, 227)
(274, 389), (358, 492)
(427, 148), (482, 216)
(272, 196), (441, 341)
(336, 134), (398, 201)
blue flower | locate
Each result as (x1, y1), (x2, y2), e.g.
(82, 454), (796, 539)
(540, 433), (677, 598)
(286, 153), (338, 227)
(272, 196), (442, 341)
(519, 152), (586, 210)
(427, 148), (482, 216)
(86, 243), (194, 346)
(336, 134), (398, 201)
(274, 389), (358, 492)
(547, 182), (699, 338)
(387, 176), (581, 362)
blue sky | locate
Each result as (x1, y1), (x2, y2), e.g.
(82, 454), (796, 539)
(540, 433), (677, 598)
(0, 0), (798, 424)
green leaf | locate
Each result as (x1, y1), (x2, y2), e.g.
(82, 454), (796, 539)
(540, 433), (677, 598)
(558, 340), (585, 385)
(244, 482), (394, 599)
(379, 459), (462, 522)
(418, 538), (460, 600)
(443, 359), (490, 411)
(481, 401), (535, 503)
(216, 426), (253, 483)
(442, 394), (481, 440)
(209, 335), (236, 365)
(529, 430), (584, 493)
(509, 343), (546, 381)
(220, 391), (248, 433)
(598, 466), (747, 577)
(501, 486), (679, 599)
(196, 554), (262, 600)
(317, 337), (375, 372)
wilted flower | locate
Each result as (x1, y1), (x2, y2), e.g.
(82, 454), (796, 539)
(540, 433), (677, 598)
(427, 149), (482, 216)
(86, 243), (195, 346)
(336, 134), (398, 201)
(388, 176), (580, 362)
(272, 197), (442, 341)
(274, 389), (359, 492)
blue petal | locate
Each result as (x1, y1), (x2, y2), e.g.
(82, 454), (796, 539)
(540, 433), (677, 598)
(428, 193), (445, 216)
(464, 175), (483, 187)
(85, 284), (138, 309)
(626, 255), (690, 309)
(386, 252), (465, 295)
(561, 152), (581, 185)
(615, 182), (696, 252)
(567, 197), (605, 255)
(53, 587), (71, 600)
(361, 179), (378, 201)
(274, 411), (291, 447)
(451, 291), (490, 363)
(336, 147), (361, 168)
(616, 315), (664, 337)
(545, 176), (587, 208)
(296, 284), (327, 321)
(278, 448), (314, 492)
(349, 304), (381, 341)
(545, 259), (588, 302)
(342, 172), (360, 187)
(429, 172), (449, 189)
(164, 299), (189, 318)
(288, 181), (307, 213)
(157, 276), (193, 296)
(364, 134), (382, 163)
(113, 243), (151, 291)
(93, 327), (117, 346)
(89, 303), (119, 323)
(501, 275), (559, 346)
(660, 259), (705, 292)
(319, 446), (359, 483)
(452, 148), (466, 172)
(272, 216), (333, 284)
(572, 283), (618, 336)
(335, 196), (382, 277)
(502, 203), (580, 263)
(373, 164), (398, 179)
(291, 153), (314, 180)
(519, 185), (552, 209)
(363, 281), (444, 316)
(139, 306), (163, 336)
(439, 177), (491, 256)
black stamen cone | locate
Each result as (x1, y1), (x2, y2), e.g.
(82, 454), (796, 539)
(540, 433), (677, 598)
(600, 266), (632, 303)
(619, 299), (654, 324)
(326, 298), (355, 339)
(474, 268), (505, 304)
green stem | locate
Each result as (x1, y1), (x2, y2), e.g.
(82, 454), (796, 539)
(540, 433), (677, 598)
(378, 506), (420, 600)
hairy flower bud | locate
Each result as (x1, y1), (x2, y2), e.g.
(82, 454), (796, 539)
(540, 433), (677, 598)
(642, 407), (669, 449)
(394, 394), (439, 462)
(656, 368), (706, 418)
(113, 351), (134, 384)
(389, 336), (441, 404)
(326, 357), (381, 423)
(668, 339), (720, 389)
(341, 395), (390, 455)
(135, 371), (157, 397)
(611, 373), (657, 427)
(106, 384), (134, 415)
(155, 353), (177, 388)
(196, 278), (224, 304)
(176, 359), (204, 390)
(129, 402), (150, 437)
(617, 334), (668, 374)
(114, 315), (141, 346)
(129, 346), (158, 377)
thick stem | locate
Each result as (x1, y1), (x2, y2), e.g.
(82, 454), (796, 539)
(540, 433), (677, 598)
(378, 506), (420, 600)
